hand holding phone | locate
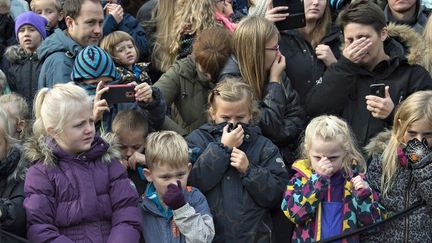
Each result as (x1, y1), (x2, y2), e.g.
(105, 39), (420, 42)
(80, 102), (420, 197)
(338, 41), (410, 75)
(272, 0), (306, 30)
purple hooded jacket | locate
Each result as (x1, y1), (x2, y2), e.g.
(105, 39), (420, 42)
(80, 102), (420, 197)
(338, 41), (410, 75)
(23, 135), (142, 243)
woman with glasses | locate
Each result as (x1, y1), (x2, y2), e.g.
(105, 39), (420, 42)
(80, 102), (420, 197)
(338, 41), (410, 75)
(220, 16), (304, 166)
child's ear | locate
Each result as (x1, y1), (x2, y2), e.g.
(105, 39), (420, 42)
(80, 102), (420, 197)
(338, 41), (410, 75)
(187, 162), (192, 172)
(209, 107), (216, 121)
(143, 168), (153, 182)
(46, 127), (58, 139)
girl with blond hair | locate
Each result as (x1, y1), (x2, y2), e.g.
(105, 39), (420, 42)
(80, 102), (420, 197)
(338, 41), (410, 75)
(364, 90), (432, 242)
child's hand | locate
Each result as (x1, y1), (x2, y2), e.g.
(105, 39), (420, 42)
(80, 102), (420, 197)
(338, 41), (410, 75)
(221, 124), (244, 149)
(126, 152), (146, 170)
(314, 157), (334, 177)
(351, 175), (369, 191)
(230, 147), (249, 174)
(135, 82), (153, 103)
(269, 53), (286, 83)
(162, 181), (186, 210)
(108, 3), (124, 24)
(93, 81), (110, 123)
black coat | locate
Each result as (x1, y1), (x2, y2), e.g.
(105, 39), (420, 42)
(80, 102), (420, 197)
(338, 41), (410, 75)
(186, 123), (289, 243)
(306, 38), (432, 147)
(4, 45), (42, 108)
(279, 27), (342, 108)
(0, 144), (28, 239)
(219, 56), (305, 165)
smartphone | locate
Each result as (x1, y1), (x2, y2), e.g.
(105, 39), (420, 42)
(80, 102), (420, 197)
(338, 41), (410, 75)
(273, 0), (306, 31)
(370, 83), (385, 98)
(101, 84), (135, 104)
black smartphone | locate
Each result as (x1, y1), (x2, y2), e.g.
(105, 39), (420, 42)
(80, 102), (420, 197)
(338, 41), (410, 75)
(273, 0), (306, 31)
(101, 84), (135, 104)
(370, 83), (385, 98)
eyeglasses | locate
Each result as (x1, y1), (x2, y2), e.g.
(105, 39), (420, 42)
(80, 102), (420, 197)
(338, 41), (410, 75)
(265, 44), (279, 52)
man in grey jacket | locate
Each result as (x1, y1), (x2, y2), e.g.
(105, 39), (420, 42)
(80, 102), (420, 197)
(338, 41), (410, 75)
(37, 0), (104, 88)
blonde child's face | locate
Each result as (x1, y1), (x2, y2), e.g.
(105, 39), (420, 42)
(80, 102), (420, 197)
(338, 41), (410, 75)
(402, 117), (432, 147)
(32, 0), (62, 30)
(144, 163), (192, 206)
(309, 136), (345, 177)
(50, 105), (95, 154)
(117, 129), (146, 160)
(18, 25), (43, 53)
(113, 40), (137, 69)
(210, 96), (252, 125)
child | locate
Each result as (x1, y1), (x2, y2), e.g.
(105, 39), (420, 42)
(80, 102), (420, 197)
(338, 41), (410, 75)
(100, 31), (151, 85)
(30, 0), (64, 35)
(0, 93), (30, 142)
(112, 110), (148, 196)
(4, 11), (47, 108)
(186, 77), (289, 242)
(23, 82), (142, 242)
(142, 130), (215, 243)
(363, 90), (432, 242)
(0, 109), (29, 239)
(282, 115), (386, 242)
(71, 45), (166, 133)
(102, 0), (149, 61)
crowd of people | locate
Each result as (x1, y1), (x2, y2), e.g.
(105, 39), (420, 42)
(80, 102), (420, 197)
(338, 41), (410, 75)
(0, 0), (432, 242)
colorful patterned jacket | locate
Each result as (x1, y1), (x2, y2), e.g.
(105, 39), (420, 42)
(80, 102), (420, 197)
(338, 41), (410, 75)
(281, 159), (386, 242)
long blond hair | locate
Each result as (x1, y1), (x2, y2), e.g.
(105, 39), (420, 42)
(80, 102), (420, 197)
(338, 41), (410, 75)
(300, 115), (366, 175)
(381, 91), (432, 196)
(150, 0), (177, 72)
(168, 0), (217, 65)
(421, 15), (432, 74)
(233, 16), (279, 99)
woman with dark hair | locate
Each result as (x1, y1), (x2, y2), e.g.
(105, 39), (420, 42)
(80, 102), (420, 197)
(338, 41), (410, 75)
(306, 0), (432, 149)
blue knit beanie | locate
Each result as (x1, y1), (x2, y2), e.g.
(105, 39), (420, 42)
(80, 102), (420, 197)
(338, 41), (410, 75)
(71, 45), (119, 81)
(15, 11), (48, 40)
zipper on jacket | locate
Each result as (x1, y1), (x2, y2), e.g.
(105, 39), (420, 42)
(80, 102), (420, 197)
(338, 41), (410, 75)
(403, 170), (413, 243)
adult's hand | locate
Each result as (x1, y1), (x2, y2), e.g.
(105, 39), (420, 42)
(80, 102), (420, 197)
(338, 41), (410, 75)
(365, 86), (394, 119)
(342, 37), (372, 63)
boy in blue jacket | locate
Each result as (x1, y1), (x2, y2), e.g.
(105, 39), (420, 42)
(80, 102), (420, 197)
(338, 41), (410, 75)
(141, 131), (215, 243)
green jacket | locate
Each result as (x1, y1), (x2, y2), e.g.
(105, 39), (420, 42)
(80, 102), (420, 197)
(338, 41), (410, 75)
(154, 55), (215, 135)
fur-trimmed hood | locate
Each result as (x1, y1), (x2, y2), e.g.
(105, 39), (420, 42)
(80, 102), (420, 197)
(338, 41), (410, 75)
(24, 133), (121, 166)
(386, 22), (425, 65)
(364, 129), (391, 158)
(4, 45), (38, 64)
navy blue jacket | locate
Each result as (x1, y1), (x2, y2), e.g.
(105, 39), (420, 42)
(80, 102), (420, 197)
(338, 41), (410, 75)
(186, 123), (289, 243)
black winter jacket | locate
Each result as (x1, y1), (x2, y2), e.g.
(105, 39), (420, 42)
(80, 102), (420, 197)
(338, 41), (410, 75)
(219, 56), (305, 165)
(0, 144), (29, 239)
(4, 45), (42, 108)
(306, 38), (432, 147)
(186, 123), (289, 243)
(279, 26), (342, 107)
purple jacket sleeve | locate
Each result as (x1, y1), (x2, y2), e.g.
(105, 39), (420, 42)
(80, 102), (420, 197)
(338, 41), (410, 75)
(24, 166), (74, 243)
(107, 160), (142, 243)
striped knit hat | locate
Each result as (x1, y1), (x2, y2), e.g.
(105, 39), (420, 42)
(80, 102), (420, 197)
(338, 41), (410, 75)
(71, 45), (119, 81)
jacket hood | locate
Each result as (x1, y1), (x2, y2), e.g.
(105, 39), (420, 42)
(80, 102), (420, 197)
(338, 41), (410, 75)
(25, 133), (121, 166)
(364, 129), (391, 158)
(386, 22), (425, 65)
(36, 28), (82, 62)
(4, 45), (37, 64)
